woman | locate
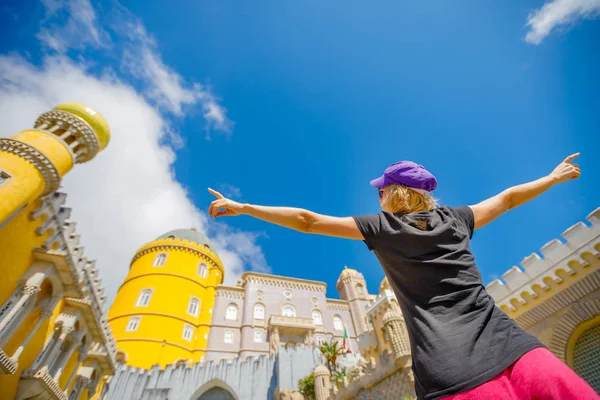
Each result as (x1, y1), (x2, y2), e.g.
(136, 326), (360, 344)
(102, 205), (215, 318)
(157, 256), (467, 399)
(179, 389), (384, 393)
(208, 154), (598, 400)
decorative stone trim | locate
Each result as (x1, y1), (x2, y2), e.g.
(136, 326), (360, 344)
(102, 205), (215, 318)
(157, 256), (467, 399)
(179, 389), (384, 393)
(242, 272), (327, 292)
(215, 286), (245, 299)
(549, 298), (600, 361)
(35, 110), (99, 163)
(20, 366), (68, 400)
(0, 348), (17, 374)
(0, 138), (60, 195)
(326, 300), (350, 311)
(514, 270), (600, 330)
(131, 243), (223, 273)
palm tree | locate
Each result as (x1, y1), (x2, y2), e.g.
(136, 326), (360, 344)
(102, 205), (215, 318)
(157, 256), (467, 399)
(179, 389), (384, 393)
(319, 340), (344, 373)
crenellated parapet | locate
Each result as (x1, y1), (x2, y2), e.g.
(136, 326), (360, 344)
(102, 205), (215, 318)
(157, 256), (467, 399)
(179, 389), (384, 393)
(104, 345), (320, 399)
(486, 208), (600, 316)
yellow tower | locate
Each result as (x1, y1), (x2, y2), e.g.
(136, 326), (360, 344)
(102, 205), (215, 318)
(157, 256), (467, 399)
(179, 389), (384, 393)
(108, 229), (224, 369)
(0, 103), (110, 305)
(0, 103), (110, 223)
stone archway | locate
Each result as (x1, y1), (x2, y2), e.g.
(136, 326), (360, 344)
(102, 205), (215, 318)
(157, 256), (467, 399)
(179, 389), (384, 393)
(198, 387), (236, 400)
(549, 299), (600, 362)
(191, 379), (239, 400)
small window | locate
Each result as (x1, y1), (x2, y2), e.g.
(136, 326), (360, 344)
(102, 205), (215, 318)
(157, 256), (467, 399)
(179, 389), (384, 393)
(254, 330), (263, 343)
(283, 290), (292, 298)
(356, 284), (365, 297)
(153, 253), (167, 267)
(316, 336), (324, 346)
(126, 317), (141, 332)
(282, 305), (296, 317)
(0, 170), (11, 187)
(254, 303), (265, 320)
(136, 289), (153, 307)
(183, 324), (193, 341)
(311, 297), (319, 305)
(312, 310), (323, 325)
(256, 290), (264, 298)
(333, 315), (344, 331)
(188, 297), (200, 317)
(226, 304), (238, 320)
(224, 330), (233, 344)
(197, 263), (208, 278)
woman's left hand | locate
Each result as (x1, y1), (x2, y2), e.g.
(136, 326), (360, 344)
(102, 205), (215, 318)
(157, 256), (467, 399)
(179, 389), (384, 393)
(208, 188), (244, 219)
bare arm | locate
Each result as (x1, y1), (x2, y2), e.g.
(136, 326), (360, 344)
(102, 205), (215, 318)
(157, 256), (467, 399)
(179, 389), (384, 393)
(207, 189), (364, 240)
(470, 153), (581, 229)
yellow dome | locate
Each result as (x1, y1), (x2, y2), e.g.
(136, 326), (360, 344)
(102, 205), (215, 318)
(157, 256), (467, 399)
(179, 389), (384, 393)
(380, 277), (391, 293)
(340, 266), (359, 277)
(55, 103), (110, 151)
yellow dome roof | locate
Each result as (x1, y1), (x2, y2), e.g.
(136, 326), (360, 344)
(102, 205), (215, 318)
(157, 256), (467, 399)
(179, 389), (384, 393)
(55, 103), (110, 151)
(340, 266), (359, 276)
(379, 277), (391, 293)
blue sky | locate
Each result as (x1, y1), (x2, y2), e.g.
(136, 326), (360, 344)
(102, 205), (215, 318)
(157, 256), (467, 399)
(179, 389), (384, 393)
(0, 0), (599, 301)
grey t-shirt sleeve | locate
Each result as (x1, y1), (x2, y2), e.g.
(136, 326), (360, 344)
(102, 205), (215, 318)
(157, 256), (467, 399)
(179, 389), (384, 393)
(453, 206), (475, 238)
(352, 214), (383, 251)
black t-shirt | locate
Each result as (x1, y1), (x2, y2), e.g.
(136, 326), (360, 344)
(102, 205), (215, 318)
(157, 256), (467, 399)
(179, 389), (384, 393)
(353, 206), (543, 400)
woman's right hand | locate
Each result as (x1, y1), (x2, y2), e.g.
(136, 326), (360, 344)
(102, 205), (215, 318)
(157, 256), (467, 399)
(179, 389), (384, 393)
(208, 188), (245, 219)
(549, 153), (581, 184)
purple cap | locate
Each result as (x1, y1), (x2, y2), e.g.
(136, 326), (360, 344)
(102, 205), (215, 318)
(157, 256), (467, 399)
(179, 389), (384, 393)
(370, 161), (437, 193)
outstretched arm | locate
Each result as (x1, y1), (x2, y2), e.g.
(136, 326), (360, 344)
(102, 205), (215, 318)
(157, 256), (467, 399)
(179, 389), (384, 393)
(470, 153), (581, 229)
(207, 189), (364, 240)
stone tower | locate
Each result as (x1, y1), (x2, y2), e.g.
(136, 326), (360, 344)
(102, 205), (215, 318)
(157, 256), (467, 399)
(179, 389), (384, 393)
(314, 363), (331, 400)
(336, 267), (369, 335)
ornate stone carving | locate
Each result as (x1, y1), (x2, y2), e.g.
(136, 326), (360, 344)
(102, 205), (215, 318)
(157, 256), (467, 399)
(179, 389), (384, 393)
(0, 138), (61, 195)
(35, 109), (99, 163)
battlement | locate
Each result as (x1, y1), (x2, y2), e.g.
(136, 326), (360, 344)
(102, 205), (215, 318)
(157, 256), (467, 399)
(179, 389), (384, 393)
(486, 207), (600, 312)
(105, 345), (321, 399)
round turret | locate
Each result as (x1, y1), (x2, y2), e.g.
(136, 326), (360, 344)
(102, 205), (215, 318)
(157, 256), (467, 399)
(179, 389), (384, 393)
(34, 103), (110, 163)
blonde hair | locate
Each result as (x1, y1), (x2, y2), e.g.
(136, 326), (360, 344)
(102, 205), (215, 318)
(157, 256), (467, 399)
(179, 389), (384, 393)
(380, 184), (437, 214)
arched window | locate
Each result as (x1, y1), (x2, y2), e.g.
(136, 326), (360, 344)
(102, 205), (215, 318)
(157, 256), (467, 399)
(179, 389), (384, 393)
(254, 303), (265, 320)
(225, 304), (238, 320)
(572, 322), (600, 392)
(136, 289), (153, 307)
(126, 317), (140, 332)
(182, 324), (193, 341)
(224, 330), (233, 344)
(188, 297), (200, 317)
(254, 330), (263, 343)
(153, 253), (167, 267)
(282, 305), (296, 317)
(356, 284), (365, 297)
(316, 336), (324, 346)
(312, 310), (323, 325)
(333, 315), (344, 331)
(198, 263), (208, 278)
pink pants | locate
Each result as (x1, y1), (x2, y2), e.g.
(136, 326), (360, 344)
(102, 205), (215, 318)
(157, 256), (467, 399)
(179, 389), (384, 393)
(442, 348), (599, 400)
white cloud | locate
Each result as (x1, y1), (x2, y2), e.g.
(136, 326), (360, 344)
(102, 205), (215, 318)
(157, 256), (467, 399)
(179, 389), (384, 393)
(217, 184), (243, 199)
(0, 55), (266, 303)
(525, 0), (600, 44)
(37, 0), (232, 133)
(37, 0), (110, 52)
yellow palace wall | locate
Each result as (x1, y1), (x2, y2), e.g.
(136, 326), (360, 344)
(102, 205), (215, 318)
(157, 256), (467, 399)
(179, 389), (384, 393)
(0, 104), (115, 400)
(108, 237), (223, 369)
